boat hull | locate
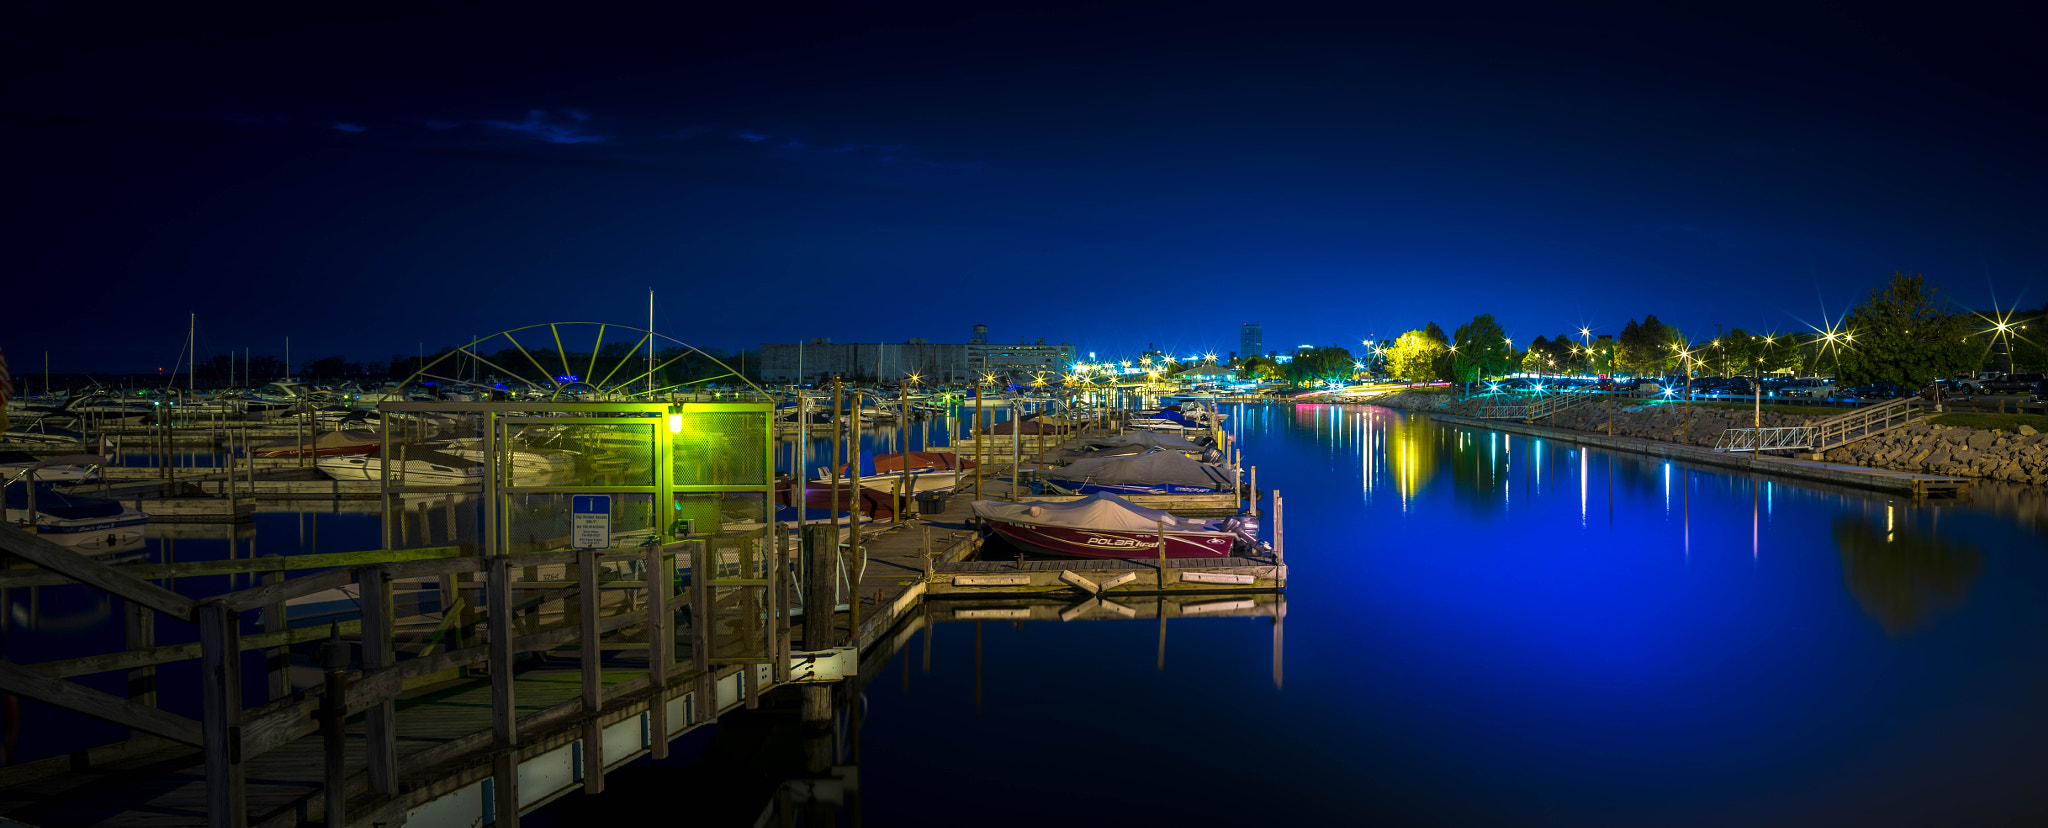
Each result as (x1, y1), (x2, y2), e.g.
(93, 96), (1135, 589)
(6, 508), (149, 553)
(980, 517), (1237, 559)
(316, 456), (481, 486)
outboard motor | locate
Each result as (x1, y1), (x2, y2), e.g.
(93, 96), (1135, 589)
(1222, 514), (1271, 554)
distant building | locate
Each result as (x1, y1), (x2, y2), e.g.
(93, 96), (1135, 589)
(759, 324), (1073, 384)
(965, 323), (1076, 378)
(1240, 323), (1262, 359)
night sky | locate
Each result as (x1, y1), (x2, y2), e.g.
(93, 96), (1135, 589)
(6, 1), (2044, 373)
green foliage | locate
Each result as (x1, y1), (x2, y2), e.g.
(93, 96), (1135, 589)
(1423, 321), (1449, 344)
(1448, 314), (1514, 380)
(1614, 315), (1673, 376)
(1833, 272), (1977, 387)
(1237, 355), (1283, 380)
(1285, 345), (1356, 386)
(1385, 330), (1445, 381)
(2002, 301), (2048, 372)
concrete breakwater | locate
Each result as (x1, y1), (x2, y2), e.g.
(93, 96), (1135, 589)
(1364, 391), (2048, 487)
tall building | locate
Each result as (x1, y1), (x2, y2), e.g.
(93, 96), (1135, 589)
(1240, 323), (1263, 360)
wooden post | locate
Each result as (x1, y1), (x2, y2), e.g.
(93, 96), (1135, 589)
(358, 566), (397, 794)
(647, 543), (672, 686)
(802, 525), (835, 651)
(1273, 491), (1285, 563)
(319, 626), (349, 828)
(486, 555), (519, 826)
(579, 548), (602, 712)
(1155, 518), (1167, 582)
(125, 598), (156, 712)
(1250, 466), (1258, 513)
(262, 558), (287, 700)
(198, 601), (246, 828)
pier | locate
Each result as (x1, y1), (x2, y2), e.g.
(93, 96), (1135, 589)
(0, 396), (1277, 827)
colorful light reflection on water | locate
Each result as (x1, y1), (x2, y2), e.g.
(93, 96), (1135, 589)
(845, 402), (2047, 826)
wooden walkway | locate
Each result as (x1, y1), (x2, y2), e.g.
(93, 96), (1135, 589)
(0, 418), (1273, 828)
(1, 663), (670, 827)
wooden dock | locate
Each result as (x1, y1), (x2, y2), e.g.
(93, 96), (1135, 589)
(0, 413), (1280, 828)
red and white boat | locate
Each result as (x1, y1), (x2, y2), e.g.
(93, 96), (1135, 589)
(970, 493), (1268, 560)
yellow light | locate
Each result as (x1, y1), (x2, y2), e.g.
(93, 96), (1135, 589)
(667, 413), (683, 433)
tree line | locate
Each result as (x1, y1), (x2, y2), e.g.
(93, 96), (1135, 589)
(1366, 272), (2045, 388)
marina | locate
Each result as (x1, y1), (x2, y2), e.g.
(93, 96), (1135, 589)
(9, 5), (2048, 823)
(0, 370), (1287, 827)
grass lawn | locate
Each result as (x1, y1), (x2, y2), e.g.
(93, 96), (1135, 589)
(1929, 411), (2048, 431)
(1684, 401), (1850, 417)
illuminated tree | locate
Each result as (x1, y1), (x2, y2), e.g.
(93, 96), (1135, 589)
(1385, 330), (1445, 380)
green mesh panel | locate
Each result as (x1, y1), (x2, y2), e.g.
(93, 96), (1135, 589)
(671, 410), (768, 486)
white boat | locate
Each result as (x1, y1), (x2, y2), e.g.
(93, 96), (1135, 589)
(317, 447), (483, 486)
(4, 480), (150, 554)
(438, 446), (576, 476)
(0, 452), (102, 485)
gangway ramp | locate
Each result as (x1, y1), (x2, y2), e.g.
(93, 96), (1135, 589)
(1715, 395), (1931, 453)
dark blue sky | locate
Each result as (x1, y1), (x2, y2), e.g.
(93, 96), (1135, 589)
(5, 0), (2044, 372)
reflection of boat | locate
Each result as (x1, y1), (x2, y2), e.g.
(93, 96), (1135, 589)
(251, 429), (380, 458)
(316, 447), (482, 486)
(971, 494), (1264, 559)
(1037, 450), (1234, 495)
(3, 482), (150, 555)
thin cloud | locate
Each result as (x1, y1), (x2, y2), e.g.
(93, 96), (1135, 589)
(331, 122), (368, 133)
(734, 130), (770, 143)
(484, 109), (605, 144)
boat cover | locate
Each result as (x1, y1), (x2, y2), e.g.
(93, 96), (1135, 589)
(1081, 432), (1205, 452)
(255, 429), (379, 457)
(971, 493), (1206, 530)
(1042, 450), (1232, 489)
(4, 484), (127, 520)
(982, 414), (1055, 435)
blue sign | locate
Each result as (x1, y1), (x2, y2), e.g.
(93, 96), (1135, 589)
(571, 495), (612, 549)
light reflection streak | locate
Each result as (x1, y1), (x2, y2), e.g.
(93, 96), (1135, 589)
(1579, 450), (1587, 526)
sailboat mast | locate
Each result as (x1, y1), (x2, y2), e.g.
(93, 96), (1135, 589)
(188, 313), (196, 396)
(647, 289), (655, 395)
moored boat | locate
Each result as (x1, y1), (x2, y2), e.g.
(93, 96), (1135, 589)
(970, 493), (1265, 559)
(1037, 449), (1235, 496)
(4, 481), (150, 555)
(316, 447), (482, 486)
(251, 429), (381, 458)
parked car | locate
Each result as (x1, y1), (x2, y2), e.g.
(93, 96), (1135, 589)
(1982, 373), (2044, 394)
(1847, 381), (1907, 400)
(1781, 384), (1838, 399)
(2031, 380), (2048, 404)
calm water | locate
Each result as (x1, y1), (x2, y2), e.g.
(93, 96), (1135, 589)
(9, 402), (2047, 825)
(850, 403), (2048, 826)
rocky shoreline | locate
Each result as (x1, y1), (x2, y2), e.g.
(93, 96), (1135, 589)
(1363, 391), (2048, 486)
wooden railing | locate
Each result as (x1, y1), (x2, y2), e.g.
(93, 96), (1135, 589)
(0, 523), (786, 827)
(1812, 395), (1928, 450)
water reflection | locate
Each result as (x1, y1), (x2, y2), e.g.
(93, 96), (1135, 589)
(1833, 514), (1983, 635)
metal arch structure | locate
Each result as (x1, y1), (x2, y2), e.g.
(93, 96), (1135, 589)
(370, 322), (769, 406)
